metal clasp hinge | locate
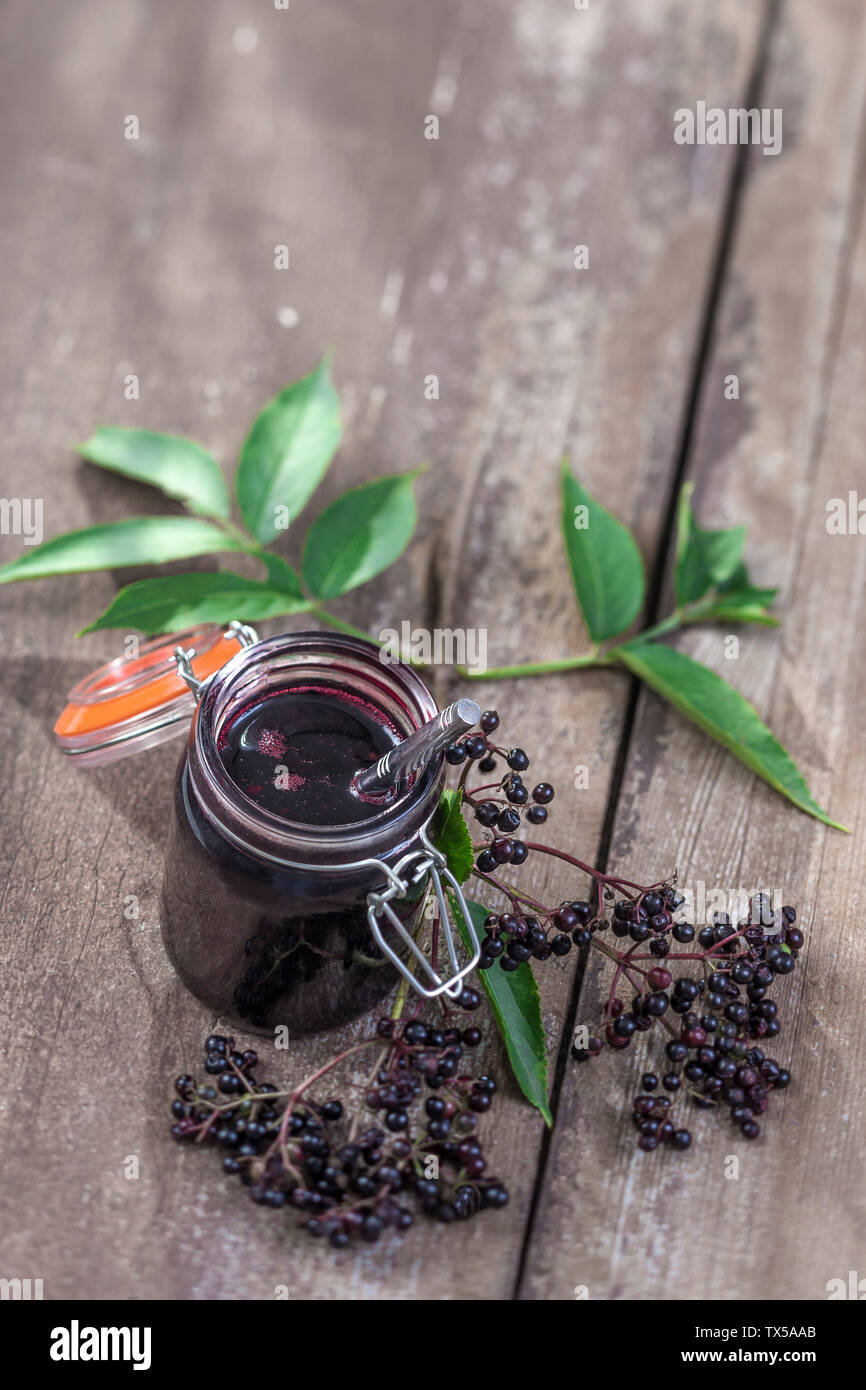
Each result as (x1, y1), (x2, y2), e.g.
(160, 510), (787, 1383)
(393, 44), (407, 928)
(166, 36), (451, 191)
(366, 826), (481, 1000)
(174, 621), (259, 701)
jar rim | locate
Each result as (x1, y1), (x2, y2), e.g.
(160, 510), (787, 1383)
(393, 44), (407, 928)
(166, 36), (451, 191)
(187, 630), (443, 866)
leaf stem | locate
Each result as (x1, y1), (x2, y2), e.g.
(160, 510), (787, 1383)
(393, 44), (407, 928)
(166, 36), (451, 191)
(215, 517), (263, 553)
(610, 602), (725, 654)
(615, 612), (682, 646)
(310, 607), (377, 643)
(458, 648), (608, 681)
(312, 606), (433, 669)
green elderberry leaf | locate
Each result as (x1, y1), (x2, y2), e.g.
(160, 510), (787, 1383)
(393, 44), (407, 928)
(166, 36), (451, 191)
(698, 583), (780, 627)
(692, 558), (779, 625)
(560, 460), (645, 642)
(259, 552), (305, 602)
(80, 571), (312, 635)
(431, 789), (474, 885)
(301, 470), (421, 600)
(717, 561), (749, 593)
(0, 516), (245, 585)
(452, 896), (552, 1125)
(236, 357), (341, 545)
(617, 641), (847, 830)
(76, 428), (230, 519)
(675, 481), (746, 607)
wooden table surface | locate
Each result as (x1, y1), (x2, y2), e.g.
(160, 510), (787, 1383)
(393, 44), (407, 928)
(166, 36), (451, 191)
(2, 0), (865, 1301)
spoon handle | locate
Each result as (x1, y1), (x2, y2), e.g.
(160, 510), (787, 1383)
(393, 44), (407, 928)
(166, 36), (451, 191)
(353, 698), (481, 797)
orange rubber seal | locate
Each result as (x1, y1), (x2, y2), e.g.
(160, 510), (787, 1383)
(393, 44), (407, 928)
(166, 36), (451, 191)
(54, 634), (240, 738)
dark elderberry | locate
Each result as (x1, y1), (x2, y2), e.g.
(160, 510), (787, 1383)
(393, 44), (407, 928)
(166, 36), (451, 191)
(647, 967), (672, 990)
(504, 780), (528, 805)
(672, 922), (695, 943)
(402, 1020), (428, 1045)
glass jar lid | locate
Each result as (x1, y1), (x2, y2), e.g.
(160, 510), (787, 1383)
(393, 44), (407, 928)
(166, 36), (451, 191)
(53, 622), (257, 767)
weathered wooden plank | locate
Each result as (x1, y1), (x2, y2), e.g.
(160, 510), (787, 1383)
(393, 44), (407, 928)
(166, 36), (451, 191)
(0, 0), (764, 1299)
(521, 0), (866, 1301)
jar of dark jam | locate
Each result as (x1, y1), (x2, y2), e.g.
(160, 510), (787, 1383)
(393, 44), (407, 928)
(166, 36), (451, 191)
(57, 625), (480, 1039)
(161, 629), (461, 1035)
(55, 623), (477, 1037)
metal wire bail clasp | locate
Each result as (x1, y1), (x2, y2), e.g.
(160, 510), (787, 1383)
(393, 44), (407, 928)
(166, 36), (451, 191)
(366, 826), (482, 1000)
(174, 621), (259, 701)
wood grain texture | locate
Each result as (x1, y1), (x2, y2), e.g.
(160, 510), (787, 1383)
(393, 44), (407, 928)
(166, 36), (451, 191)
(521, 0), (866, 1301)
(3, 0), (858, 1304)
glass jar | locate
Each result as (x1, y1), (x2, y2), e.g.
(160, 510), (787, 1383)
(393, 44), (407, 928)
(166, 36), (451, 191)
(160, 631), (451, 1035)
(55, 625), (478, 1037)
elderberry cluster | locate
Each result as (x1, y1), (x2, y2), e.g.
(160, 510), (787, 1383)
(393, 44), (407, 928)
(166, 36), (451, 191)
(571, 893), (799, 1151)
(444, 714), (802, 1157)
(170, 1019), (507, 1250)
(446, 710), (556, 879)
(476, 898), (595, 972)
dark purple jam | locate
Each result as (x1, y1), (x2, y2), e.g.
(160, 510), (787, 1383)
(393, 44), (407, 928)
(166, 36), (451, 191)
(217, 683), (400, 825)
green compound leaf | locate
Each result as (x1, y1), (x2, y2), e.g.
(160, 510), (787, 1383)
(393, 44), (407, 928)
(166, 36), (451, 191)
(453, 896), (552, 1125)
(236, 357), (341, 545)
(561, 461), (645, 642)
(77, 428), (230, 519)
(0, 517), (245, 585)
(617, 641), (847, 831)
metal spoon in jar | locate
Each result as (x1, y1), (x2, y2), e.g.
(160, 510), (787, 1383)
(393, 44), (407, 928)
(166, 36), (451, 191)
(351, 698), (481, 798)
